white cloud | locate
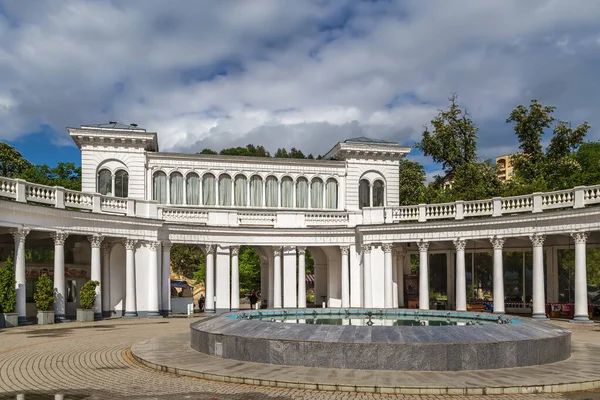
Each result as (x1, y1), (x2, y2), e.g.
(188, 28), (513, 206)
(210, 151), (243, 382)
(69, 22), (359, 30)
(1, 0), (599, 168)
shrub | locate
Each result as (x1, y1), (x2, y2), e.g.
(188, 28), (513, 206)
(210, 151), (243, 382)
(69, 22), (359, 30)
(79, 280), (100, 310)
(0, 256), (17, 313)
(34, 273), (54, 312)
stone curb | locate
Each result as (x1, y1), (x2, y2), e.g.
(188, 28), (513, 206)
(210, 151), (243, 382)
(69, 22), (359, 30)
(130, 344), (600, 395)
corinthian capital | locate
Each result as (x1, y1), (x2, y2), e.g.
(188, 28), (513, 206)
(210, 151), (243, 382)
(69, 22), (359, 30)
(360, 244), (371, 253)
(490, 236), (505, 250)
(11, 227), (30, 243)
(50, 231), (69, 246)
(571, 231), (589, 245)
(87, 234), (104, 248)
(231, 246), (240, 256)
(382, 243), (393, 253)
(416, 240), (429, 252)
(340, 246), (349, 255)
(529, 233), (546, 247)
(124, 239), (138, 250)
(146, 240), (160, 251)
(297, 246), (306, 255)
(453, 238), (467, 251)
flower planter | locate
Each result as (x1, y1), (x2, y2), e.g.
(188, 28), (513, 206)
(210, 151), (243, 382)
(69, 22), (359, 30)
(77, 309), (95, 322)
(2, 313), (18, 328)
(37, 310), (55, 325)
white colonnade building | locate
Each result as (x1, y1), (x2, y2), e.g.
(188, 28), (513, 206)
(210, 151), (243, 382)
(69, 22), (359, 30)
(0, 122), (598, 323)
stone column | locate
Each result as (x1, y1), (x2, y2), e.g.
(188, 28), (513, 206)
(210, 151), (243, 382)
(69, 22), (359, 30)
(396, 247), (406, 307)
(51, 231), (69, 322)
(101, 242), (111, 318)
(454, 238), (467, 312)
(11, 228), (30, 325)
(124, 239), (138, 318)
(392, 248), (398, 308)
(231, 246), (240, 311)
(571, 232), (591, 322)
(417, 240), (430, 310)
(88, 234), (104, 321)
(204, 244), (216, 313)
(383, 243), (393, 308)
(362, 244), (372, 308)
(146, 241), (161, 317)
(297, 247), (307, 308)
(490, 236), (506, 314)
(161, 241), (172, 316)
(273, 247), (282, 308)
(530, 234), (547, 319)
(340, 246), (350, 308)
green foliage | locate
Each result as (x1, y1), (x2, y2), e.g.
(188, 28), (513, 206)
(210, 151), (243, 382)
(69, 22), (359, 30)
(0, 256), (16, 313)
(506, 99), (590, 189)
(198, 148), (218, 155)
(238, 246), (261, 294)
(446, 162), (502, 202)
(20, 162), (82, 191)
(79, 280), (100, 309)
(415, 94), (478, 174)
(171, 244), (205, 281)
(0, 142), (33, 178)
(572, 142), (600, 186)
(398, 160), (427, 205)
(33, 273), (54, 311)
(558, 248), (600, 288)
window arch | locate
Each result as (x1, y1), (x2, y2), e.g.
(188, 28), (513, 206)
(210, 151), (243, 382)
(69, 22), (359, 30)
(325, 178), (338, 209)
(359, 179), (370, 209)
(97, 169), (112, 196)
(310, 177), (323, 209)
(219, 174), (232, 206)
(186, 173), (200, 205)
(234, 174), (247, 206)
(250, 175), (263, 207)
(170, 172), (184, 205)
(296, 177), (308, 208)
(281, 177), (293, 208)
(114, 170), (129, 198)
(153, 171), (167, 204)
(265, 176), (278, 207)
(373, 180), (385, 207)
(202, 173), (216, 206)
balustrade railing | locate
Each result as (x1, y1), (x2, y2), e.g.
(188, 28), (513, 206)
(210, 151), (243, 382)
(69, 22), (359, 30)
(1, 177), (600, 226)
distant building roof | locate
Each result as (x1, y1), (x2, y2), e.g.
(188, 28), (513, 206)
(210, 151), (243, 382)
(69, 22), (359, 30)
(81, 122), (146, 131)
(343, 137), (398, 145)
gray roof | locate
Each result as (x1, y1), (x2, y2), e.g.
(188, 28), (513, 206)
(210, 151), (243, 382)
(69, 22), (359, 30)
(343, 136), (398, 145)
(81, 122), (146, 131)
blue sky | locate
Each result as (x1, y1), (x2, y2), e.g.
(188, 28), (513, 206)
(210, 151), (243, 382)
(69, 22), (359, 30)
(1, 0), (600, 180)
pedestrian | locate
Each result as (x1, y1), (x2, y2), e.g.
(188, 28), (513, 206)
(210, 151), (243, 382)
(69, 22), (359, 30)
(198, 294), (205, 312)
(249, 291), (258, 309)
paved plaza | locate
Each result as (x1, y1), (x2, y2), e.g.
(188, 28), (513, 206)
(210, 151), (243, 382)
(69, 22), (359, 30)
(0, 317), (599, 400)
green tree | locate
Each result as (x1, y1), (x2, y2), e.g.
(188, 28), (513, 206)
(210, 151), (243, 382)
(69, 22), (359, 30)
(274, 148), (289, 158)
(506, 99), (590, 189)
(198, 148), (218, 155)
(171, 244), (205, 280)
(415, 94), (478, 174)
(79, 280), (100, 309)
(33, 273), (54, 311)
(0, 143), (33, 178)
(573, 142), (600, 186)
(289, 148), (306, 159)
(0, 256), (16, 313)
(398, 159), (427, 205)
(447, 161), (502, 201)
(20, 162), (82, 190)
(238, 246), (261, 295)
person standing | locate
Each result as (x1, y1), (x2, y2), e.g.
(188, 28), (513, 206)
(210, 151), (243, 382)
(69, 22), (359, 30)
(198, 294), (205, 312)
(249, 291), (258, 309)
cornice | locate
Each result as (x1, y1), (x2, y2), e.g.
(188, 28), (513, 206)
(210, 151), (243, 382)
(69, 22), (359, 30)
(67, 127), (158, 151)
(323, 142), (411, 161)
(147, 152), (345, 168)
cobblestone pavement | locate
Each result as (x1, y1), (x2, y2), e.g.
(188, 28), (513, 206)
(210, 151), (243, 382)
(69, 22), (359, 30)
(0, 317), (599, 400)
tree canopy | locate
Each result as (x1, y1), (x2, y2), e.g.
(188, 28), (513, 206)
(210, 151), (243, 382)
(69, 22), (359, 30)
(198, 144), (315, 159)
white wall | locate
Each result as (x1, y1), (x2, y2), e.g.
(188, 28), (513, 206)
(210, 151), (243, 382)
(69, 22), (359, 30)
(110, 242), (126, 314)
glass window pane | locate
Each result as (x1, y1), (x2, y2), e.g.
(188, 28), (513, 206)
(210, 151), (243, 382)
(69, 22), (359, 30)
(325, 178), (337, 209)
(265, 176), (278, 207)
(359, 179), (370, 209)
(186, 173), (200, 205)
(281, 177), (293, 208)
(202, 173), (216, 206)
(504, 251), (524, 304)
(152, 172), (167, 204)
(311, 178), (323, 209)
(296, 178), (308, 208)
(429, 253), (447, 309)
(474, 252), (493, 301)
(234, 175), (247, 206)
(114, 170), (128, 198)
(170, 172), (184, 205)
(219, 174), (232, 206)
(97, 169), (112, 196)
(373, 180), (384, 207)
(250, 175), (263, 207)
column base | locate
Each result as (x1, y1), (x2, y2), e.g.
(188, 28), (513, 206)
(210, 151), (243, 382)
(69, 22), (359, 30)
(18, 316), (31, 326)
(123, 312), (138, 318)
(147, 311), (162, 318)
(571, 315), (593, 323)
(531, 313), (547, 320)
(54, 314), (70, 323)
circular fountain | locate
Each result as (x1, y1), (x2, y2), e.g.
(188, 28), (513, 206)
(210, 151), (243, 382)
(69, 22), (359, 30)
(190, 309), (570, 371)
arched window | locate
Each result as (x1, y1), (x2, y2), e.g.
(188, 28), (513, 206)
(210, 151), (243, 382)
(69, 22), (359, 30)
(97, 169), (112, 196)
(153, 171), (167, 204)
(281, 177), (293, 208)
(311, 177), (323, 209)
(202, 173), (216, 206)
(373, 180), (385, 207)
(265, 176), (278, 207)
(296, 177), (308, 208)
(250, 175), (263, 207)
(219, 174), (232, 206)
(359, 179), (370, 209)
(234, 174), (247, 206)
(170, 172), (184, 205)
(325, 178), (338, 209)
(114, 170), (129, 198)
(186, 173), (200, 205)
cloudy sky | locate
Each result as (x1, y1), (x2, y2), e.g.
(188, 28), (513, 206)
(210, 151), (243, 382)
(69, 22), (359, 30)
(1, 0), (600, 176)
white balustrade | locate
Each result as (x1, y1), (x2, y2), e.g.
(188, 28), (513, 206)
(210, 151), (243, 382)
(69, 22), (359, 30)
(392, 206), (419, 222)
(501, 195), (533, 213)
(64, 190), (94, 210)
(583, 185), (600, 205)
(161, 208), (208, 223)
(100, 196), (128, 213)
(425, 203), (456, 219)
(0, 177), (17, 199)
(238, 211), (276, 226)
(463, 199), (494, 217)
(305, 212), (349, 226)
(25, 183), (56, 205)
(541, 190), (574, 210)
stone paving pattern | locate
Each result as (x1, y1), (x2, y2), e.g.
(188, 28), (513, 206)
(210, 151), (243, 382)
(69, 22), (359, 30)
(0, 317), (598, 399)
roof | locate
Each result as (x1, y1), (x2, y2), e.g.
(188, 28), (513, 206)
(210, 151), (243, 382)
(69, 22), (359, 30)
(343, 137), (398, 145)
(81, 122), (146, 132)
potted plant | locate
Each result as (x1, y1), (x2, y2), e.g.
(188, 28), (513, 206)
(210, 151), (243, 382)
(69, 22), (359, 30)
(34, 273), (54, 325)
(0, 256), (19, 328)
(77, 280), (99, 322)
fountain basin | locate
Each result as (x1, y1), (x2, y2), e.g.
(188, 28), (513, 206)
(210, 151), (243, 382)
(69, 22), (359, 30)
(190, 309), (571, 371)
